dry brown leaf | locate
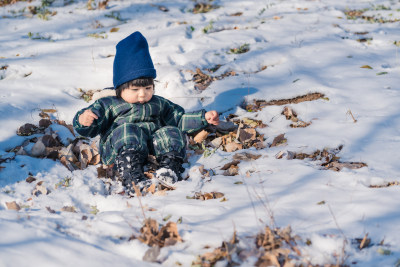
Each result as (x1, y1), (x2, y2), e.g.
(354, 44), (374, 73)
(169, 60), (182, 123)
(220, 160), (240, 170)
(26, 176), (37, 183)
(240, 117), (267, 128)
(32, 181), (49, 196)
(224, 142), (243, 152)
(42, 135), (59, 147)
(79, 148), (92, 169)
(153, 190), (167, 196)
(270, 134), (287, 147)
(6, 201), (20, 211)
(90, 154), (101, 165)
(213, 192), (225, 199)
(223, 165), (239, 176)
(144, 183), (156, 194)
(98, 0), (108, 9)
(158, 221), (183, 246)
(282, 106), (298, 122)
(194, 130), (209, 143)
(233, 152), (261, 162)
(203, 192), (214, 200)
(59, 144), (78, 163)
(61, 206), (76, 213)
(39, 119), (52, 128)
(60, 156), (77, 171)
(290, 120), (311, 128)
(17, 123), (39, 136)
(359, 233), (371, 250)
(238, 128), (257, 143)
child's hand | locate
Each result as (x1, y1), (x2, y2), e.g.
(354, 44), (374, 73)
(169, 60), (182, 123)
(205, 110), (219, 125)
(78, 109), (98, 127)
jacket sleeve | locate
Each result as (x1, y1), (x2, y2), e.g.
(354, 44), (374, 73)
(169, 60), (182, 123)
(73, 99), (110, 138)
(160, 97), (209, 134)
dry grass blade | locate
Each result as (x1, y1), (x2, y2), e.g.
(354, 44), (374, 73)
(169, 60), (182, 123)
(359, 233), (371, 250)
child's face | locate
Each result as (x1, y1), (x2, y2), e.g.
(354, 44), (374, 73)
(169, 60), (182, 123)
(121, 84), (154, 104)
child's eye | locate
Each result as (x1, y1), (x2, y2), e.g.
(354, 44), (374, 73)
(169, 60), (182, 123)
(146, 87), (152, 90)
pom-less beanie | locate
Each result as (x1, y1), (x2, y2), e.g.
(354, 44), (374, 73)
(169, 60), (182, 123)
(113, 31), (157, 89)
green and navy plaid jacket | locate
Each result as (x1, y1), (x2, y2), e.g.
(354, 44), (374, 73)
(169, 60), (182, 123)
(73, 95), (208, 165)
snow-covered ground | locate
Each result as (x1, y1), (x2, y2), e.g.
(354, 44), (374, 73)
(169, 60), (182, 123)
(1, 0), (400, 266)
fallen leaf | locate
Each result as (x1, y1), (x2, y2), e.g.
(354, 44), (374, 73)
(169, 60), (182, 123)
(270, 134), (287, 147)
(6, 201), (20, 211)
(110, 27), (119, 32)
(233, 152), (261, 161)
(194, 130), (209, 143)
(238, 128), (257, 143)
(361, 65), (373, 69)
(224, 142), (243, 152)
(32, 181), (49, 196)
(46, 206), (56, 213)
(17, 123), (39, 136)
(359, 233), (371, 250)
(220, 160), (240, 170)
(143, 245), (160, 262)
(223, 165), (239, 176)
(376, 72), (388, 75)
(163, 214), (172, 221)
(158, 5), (169, 12)
(61, 206), (76, 213)
(26, 176), (37, 183)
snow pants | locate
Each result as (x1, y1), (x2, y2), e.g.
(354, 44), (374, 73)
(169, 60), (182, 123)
(103, 123), (186, 164)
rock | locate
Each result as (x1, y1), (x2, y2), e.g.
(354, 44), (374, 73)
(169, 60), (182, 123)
(31, 140), (46, 157)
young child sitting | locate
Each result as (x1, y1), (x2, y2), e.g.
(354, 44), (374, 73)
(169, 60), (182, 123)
(73, 31), (219, 195)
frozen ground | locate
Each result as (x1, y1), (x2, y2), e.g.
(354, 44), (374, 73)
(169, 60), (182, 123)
(1, 0), (400, 266)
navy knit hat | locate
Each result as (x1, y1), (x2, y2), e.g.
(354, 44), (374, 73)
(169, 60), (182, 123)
(113, 32), (157, 89)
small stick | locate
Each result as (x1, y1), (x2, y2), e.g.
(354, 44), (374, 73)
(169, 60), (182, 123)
(347, 109), (357, 123)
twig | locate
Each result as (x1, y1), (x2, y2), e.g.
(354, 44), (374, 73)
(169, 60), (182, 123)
(253, 186), (276, 229)
(327, 204), (348, 266)
(346, 109), (357, 123)
(132, 183), (146, 220)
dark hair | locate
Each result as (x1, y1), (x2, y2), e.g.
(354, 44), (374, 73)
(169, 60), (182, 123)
(116, 77), (154, 98)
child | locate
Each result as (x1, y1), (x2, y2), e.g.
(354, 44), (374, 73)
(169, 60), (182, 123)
(73, 31), (219, 195)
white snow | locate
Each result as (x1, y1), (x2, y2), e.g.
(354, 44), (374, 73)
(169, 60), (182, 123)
(1, 0), (400, 266)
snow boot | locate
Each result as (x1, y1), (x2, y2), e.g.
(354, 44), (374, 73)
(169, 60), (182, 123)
(155, 151), (185, 189)
(115, 149), (150, 196)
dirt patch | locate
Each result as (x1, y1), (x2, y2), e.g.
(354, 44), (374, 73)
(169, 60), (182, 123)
(246, 92), (326, 111)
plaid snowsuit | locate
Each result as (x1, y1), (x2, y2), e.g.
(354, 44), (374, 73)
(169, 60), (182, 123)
(73, 95), (208, 165)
